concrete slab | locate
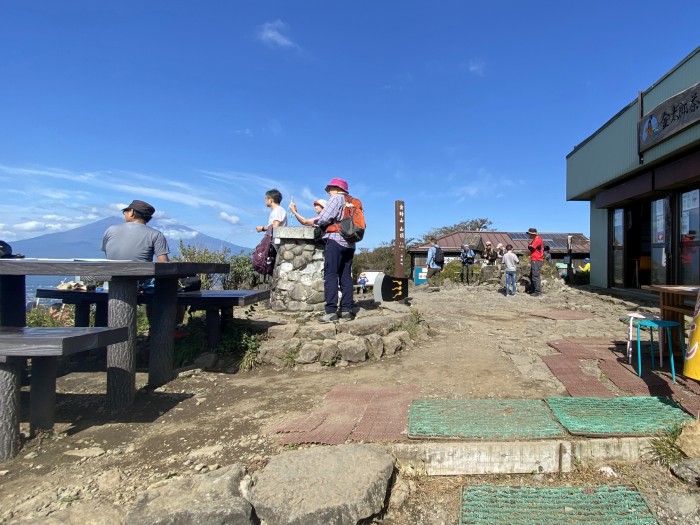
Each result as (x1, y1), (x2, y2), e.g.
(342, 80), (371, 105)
(392, 436), (653, 475)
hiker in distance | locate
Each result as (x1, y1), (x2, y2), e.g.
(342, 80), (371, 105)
(527, 227), (544, 296)
(256, 188), (287, 233)
(426, 237), (444, 288)
(317, 178), (356, 323)
(459, 243), (476, 285)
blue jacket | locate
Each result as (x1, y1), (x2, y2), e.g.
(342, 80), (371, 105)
(427, 246), (441, 269)
(460, 249), (475, 265)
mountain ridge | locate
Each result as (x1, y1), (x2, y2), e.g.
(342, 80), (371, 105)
(10, 217), (250, 259)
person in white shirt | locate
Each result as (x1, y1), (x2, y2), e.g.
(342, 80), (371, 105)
(502, 244), (520, 297)
(256, 188), (287, 233)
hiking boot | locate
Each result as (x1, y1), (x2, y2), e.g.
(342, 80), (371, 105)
(340, 311), (355, 321)
(320, 313), (338, 323)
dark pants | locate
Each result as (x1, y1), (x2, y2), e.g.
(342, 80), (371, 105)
(530, 260), (543, 293)
(324, 239), (355, 314)
(460, 264), (473, 284)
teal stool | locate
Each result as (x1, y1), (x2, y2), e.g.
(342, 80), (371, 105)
(636, 319), (685, 383)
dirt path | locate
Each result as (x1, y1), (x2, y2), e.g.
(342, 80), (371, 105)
(0, 283), (698, 524)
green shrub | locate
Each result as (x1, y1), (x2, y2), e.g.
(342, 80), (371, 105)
(647, 421), (687, 466)
(174, 242), (254, 290)
(26, 304), (75, 327)
(397, 308), (422, 340)
(441, 260), (462, 282)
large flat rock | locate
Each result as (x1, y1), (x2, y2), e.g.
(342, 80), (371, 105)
(249, 444), (395, 525)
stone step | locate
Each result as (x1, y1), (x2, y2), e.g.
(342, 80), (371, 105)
(392, 436), (652, 475)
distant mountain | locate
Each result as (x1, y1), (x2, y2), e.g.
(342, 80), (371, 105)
(11, 217), (251, 259)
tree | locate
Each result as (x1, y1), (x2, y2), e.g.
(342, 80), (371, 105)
(422, 218), (493, 241)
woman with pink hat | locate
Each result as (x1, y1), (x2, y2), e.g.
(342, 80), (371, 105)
(316, 177), (356, 323)
(289, 198), (327, 226)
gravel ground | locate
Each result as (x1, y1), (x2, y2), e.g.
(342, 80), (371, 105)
(0, 279), (698, 524)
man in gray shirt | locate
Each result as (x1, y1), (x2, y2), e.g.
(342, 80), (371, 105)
(102, 199), (186, 334)
(102, 200), (170, 262)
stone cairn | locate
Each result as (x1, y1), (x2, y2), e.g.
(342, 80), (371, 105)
(253, 226), (428, 368)
(268, 226), (325, 312)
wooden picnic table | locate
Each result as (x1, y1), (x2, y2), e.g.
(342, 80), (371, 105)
(0, 259), (229, 412)
(35, 287), (271, 349)
(642, 284), (697, 319)
(642, 284), (698, 352)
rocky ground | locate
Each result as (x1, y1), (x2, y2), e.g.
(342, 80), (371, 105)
(0, 279), (699, 524)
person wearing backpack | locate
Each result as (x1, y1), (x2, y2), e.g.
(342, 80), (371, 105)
(316, 177), (357, 323)
(459, 243), (476, 285)
(426, 237), (443, 288)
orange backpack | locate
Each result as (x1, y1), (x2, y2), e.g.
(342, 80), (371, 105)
(325, 195), (366, 243)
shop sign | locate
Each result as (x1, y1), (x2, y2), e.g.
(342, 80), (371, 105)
(639, 81), (700, 153)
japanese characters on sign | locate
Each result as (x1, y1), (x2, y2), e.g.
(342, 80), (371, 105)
(639, 81), (700, 154)
(395, 200), (405, 277)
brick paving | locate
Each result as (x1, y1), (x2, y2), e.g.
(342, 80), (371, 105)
(545, 337), (700, 417)
(275, 340), (699, 447)
(273, 384), (421, 445)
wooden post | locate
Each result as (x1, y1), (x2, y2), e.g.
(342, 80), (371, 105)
(149, 277), (178, 387)
(107, 277), (137, 411)
(0, 276), (25, 460)
(395, 200), (406, 278)
(0, 357), (21, 461)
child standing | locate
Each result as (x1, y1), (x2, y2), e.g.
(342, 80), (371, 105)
(502, 244), (519, 296)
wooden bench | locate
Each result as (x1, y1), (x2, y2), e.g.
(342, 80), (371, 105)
(35, 288), (271, 348)
(0, 326), (128, 461)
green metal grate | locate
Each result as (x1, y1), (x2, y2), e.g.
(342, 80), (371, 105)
(546, 396), (693, 436)
(460, 485), (658, 525)
(408, 399), (565, 440)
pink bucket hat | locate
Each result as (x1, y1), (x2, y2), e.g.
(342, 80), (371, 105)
(325, 177), (349, 193)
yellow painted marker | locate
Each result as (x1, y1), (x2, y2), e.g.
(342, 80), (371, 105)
(683, 288), (700, 380)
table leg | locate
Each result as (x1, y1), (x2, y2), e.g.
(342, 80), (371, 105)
(206, 308), (221, 349)
(74, 303), (90, 327)
(0, 357), (21, 461)
(29, 356), (57, 435)
(0, 276), (26, 327)
(149, 277), (178, 387)
(660, 291), (685, 355)
(107, 278), (137, 411)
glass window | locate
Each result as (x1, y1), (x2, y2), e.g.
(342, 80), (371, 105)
(650, 198), (667, 285)
(612, 209), (624, 287)
(613, 209), (624, 246)
(680, 189), (699, 284)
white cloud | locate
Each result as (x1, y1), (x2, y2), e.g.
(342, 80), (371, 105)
(257, 20), (298, 49)
(14, 221), (44, 232)
(467, 59), (485, 76)
(219, 211), (240, 225)
(160, 228), (198, 240)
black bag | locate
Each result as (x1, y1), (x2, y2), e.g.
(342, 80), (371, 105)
(313, 225), (326, 243)
(251, 229), (276, 275)
(433, 246), (445, 265)
(179, 276), (202, 292)
(0, 240), (24, 259)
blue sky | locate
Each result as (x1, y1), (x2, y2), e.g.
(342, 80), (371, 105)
(2, 2), (699, 251)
